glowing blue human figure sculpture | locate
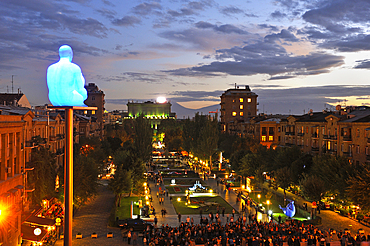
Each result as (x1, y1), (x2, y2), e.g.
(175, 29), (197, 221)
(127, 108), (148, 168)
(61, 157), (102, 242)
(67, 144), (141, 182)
(279, 201), (296, 218)
(47, 45), (87, 106)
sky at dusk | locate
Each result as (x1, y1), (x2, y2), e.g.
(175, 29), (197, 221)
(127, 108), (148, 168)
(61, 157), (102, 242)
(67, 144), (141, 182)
(1, 0), (370, 115)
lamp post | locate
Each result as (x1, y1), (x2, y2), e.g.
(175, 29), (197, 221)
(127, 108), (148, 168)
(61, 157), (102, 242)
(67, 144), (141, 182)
(267, 200), (270, 211)
(34, 227), (42, 245)
(257, 194), (261, 204)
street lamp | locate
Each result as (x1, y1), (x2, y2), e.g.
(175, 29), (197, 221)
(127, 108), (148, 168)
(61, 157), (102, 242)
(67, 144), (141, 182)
(267, 200), (270, 211)
(257, 194), (261, 204)
(34, 227), (42, 244)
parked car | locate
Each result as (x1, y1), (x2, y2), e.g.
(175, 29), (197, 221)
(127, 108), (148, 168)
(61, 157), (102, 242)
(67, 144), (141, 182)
(118, 218), (152, 231)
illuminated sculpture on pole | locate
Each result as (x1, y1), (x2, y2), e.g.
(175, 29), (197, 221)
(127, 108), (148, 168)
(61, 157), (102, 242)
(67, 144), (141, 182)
(279, 200), (296, 218)
(46, 45), (96, 246)
(47, 45), (87, 107)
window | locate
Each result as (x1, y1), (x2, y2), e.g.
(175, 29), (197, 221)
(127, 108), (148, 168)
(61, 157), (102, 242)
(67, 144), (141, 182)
(356, 128), (360, 137)
(306, 126), (309, 134)
(240, 112), (244, 116)
(92, 96), (95, 101)
(366, 146), (369, 155)
(239, 98), (244, 102)
(232, 112), (237, 116)
(269, 136), (273, 141)
(240, 105), (243, 110)
(261, 136), (266, 141)
(247, 98), (251, 103)
(356, 145), (360, 154)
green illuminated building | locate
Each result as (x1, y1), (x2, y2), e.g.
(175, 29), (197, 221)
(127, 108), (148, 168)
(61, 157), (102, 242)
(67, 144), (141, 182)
(126, 100), (176, 129)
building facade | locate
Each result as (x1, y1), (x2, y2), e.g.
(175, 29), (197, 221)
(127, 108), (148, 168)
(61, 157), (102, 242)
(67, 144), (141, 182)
(220, 86), (258, 133)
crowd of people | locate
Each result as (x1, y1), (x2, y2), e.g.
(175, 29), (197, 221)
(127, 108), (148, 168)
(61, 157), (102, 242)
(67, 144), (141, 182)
(136, 218), (370, 246)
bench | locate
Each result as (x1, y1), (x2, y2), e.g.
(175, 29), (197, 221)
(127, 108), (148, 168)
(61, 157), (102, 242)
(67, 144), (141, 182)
(76, 233), (82, 239)
(91, 233), (98, 238)
(107, 232), (113, 238)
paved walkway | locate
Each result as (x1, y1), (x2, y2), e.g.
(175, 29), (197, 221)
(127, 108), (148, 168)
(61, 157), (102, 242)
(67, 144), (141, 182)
(55, 180), (123, 246)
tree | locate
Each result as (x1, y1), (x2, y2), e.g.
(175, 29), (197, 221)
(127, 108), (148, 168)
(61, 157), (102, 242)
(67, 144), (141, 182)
(198, 116), (219, 169)
(274, 166), (293, 203)
(310, 154), (352, 199)
(73, 152), (99, 208)
(300, 174), (327, 201)
(27, 147), (58, 205)
(109, 163), (132, 206)
(133, 114), (153, 162)
(346, 165), (370, 210)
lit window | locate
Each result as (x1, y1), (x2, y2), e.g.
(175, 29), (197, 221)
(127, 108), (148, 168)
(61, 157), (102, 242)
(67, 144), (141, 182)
(240, 105), (243, 109)
(247, 98), (251, 103)
(262, 136), (266, 142)
(239, 98), (244, 102)
(240, 112), (243, 116)
(232, 112), (237, 116)
(269, 136), (273, 141)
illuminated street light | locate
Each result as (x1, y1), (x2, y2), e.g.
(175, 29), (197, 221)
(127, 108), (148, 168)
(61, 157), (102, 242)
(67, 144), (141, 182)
(257, 194), (261, 204)
(267, 200), (270, 211)
(177, 197), (181, 202)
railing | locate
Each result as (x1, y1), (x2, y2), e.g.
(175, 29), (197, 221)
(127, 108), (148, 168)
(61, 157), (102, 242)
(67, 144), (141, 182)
(285, 132), (295, 135)
(297, 132), (304, 136)
(342, 136), (352, 141)
(49, 136), (56, 141)
(311, 147), (320, 151)
(57, 134), (65, 140)
(342, 151), (352, 157)
(312, 133), (319, 138)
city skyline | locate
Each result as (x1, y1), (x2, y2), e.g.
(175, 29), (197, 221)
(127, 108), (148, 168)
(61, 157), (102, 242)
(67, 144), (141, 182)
(1, 0), (370, 116)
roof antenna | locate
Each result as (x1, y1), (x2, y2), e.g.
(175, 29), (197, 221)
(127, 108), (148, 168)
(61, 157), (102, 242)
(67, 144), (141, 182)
(12, 75), (15, 93)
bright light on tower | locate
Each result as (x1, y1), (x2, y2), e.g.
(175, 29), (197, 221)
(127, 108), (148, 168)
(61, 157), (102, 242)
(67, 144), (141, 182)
(157, 97), (167, 103)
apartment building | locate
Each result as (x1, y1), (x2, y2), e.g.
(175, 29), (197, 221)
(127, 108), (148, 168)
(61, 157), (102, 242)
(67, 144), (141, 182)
(220, 86), (258, 133)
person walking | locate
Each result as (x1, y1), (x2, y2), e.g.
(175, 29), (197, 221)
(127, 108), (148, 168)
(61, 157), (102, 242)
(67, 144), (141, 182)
(133, 232), (138, 245)
(128, 230), (132, 244)
(178, 212), (182, 222)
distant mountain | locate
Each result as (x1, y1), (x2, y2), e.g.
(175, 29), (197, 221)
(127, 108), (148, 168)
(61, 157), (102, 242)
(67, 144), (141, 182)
(171, 101), (220, 119)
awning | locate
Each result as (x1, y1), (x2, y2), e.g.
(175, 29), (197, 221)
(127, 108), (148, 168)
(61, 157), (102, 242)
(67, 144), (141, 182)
(366, 128), (370, 131)
(21, 225), (48, 242)
(24, 215), (55, 226)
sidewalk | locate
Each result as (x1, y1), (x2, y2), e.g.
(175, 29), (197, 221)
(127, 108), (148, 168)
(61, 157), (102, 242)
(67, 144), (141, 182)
(55, 180), (123, 246)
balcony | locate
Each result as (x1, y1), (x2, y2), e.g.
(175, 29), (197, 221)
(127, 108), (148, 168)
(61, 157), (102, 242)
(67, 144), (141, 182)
(342, 151), (352, 157)
(312, 133), (319, 138)
(311, 147), (320, 152)
(57, 134), (65, 140)
(323, 135), (330, 140)
(297, 132), (304, 137)
(342, 136), (352, 142)
(49, 136), (56, 142)
(285, 132), (295, 136)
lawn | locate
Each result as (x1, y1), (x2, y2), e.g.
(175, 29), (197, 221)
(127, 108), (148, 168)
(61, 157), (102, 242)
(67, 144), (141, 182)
(166, 185), (212, 194)
(171, 195), (237, 215)
(115, 196), (141, 219)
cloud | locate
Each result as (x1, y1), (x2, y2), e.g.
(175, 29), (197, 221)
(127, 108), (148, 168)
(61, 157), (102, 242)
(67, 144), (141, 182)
(270, 10), (287, 19)
(112, 16), (141, 26)
(165, 41), (344, 78)
(220, 5), (257, 17)
(264, 29), (299, 43)
(96, 72), (173, 84)
(195, 21), (249, 35)
(168, 8), (195, 17)
(132, 2), (162, 16)
(353, 59), (370, 69)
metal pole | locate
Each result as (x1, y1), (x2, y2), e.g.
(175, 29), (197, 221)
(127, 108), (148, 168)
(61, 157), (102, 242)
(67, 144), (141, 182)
(64, 108), (73, 246)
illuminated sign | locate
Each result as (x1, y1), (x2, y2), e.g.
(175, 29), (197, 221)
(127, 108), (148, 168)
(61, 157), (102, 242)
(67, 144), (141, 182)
(47, 45), (88, 106)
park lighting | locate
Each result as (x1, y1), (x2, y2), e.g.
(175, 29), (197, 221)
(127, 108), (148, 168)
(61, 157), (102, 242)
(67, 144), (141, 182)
(242, 185), (245, 189)
(267, 200), (270, 211)
(268, 210), (273, 215)
(145, 196), (148, 200)
(209, 189), (213, 193)
(143, 182), (147, 187)
(177, 197), (181, 202)
(225, 175), (228, 178)
(307, 216), (311, 220)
